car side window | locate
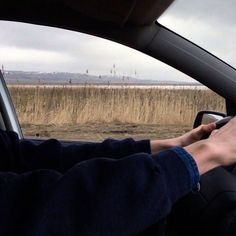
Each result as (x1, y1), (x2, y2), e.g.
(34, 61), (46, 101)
(1, 21), (225, 141)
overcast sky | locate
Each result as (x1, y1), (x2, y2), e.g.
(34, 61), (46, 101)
(0, 0), (235, 82)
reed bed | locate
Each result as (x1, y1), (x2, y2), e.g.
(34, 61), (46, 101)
(8, 86), (225, 127)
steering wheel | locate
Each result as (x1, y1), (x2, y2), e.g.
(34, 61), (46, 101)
(166, 116), (236, 236)
(214, 116), (233, 129)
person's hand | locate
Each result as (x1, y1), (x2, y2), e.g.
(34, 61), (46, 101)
(150, 123), (216, 154)
(206, 117), (236, 166)
(184, 116), (236, 175)
(177, 123), (216, 147)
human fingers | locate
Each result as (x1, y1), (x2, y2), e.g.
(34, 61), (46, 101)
(192, 123), (216, 140)
(200, 123), (216, 133)
(178, 123), (216, 147)
(210, 116), (235, 136)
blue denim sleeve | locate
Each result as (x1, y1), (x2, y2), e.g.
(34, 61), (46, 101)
(171, 146), (200, 189)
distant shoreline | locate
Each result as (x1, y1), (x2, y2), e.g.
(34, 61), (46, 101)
(4, 70), (201, 87)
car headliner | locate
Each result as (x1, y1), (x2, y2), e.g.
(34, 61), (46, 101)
(0, 0), (174, 29)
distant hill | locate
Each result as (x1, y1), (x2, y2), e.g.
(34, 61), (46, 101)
(3, 70), (200, 86)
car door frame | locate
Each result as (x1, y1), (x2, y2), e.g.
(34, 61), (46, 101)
(0, 70), (23, 138)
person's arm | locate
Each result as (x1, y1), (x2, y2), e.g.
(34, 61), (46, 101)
(0, 123), (215, 173)
(185, 117), (236, 175)
(0, 147), (198, 235)
(0, 128), (151, 172)
(20, 137), (151, 172)
(150, 123), (216, 153)
(1, 121), (234, 235)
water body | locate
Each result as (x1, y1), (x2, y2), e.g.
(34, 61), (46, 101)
(7, 84), (207, 90)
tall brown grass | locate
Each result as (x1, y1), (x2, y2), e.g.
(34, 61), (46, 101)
(8, 86), (225, 126)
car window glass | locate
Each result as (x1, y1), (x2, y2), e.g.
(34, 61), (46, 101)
(1, 21), (225, 141)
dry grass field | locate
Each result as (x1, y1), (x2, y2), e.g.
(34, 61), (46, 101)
(8, 85), (225, 140)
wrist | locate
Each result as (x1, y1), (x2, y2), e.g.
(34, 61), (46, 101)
(184, 140), (219, 175)
(150, 138), (180, 154)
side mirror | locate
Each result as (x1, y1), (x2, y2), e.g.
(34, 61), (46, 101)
(193, 111), (227, 128)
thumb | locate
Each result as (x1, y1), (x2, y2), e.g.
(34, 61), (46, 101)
(195, 123), (216, 139)
(201, 123), (216, 133)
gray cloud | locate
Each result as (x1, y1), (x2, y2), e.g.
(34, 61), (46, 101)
(0, 20), (188, 81)
(162, 0), (236, 25)
(159, 0), (236, 66)
(0, 21), (97, 54)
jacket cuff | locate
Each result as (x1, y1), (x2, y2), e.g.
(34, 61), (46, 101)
(135, 140), (151, 154)
(171, 146), (200, 187)
(153, 147), (200, 203)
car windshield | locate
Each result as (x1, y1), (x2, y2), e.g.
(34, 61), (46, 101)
(158, 0), (236, 69)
